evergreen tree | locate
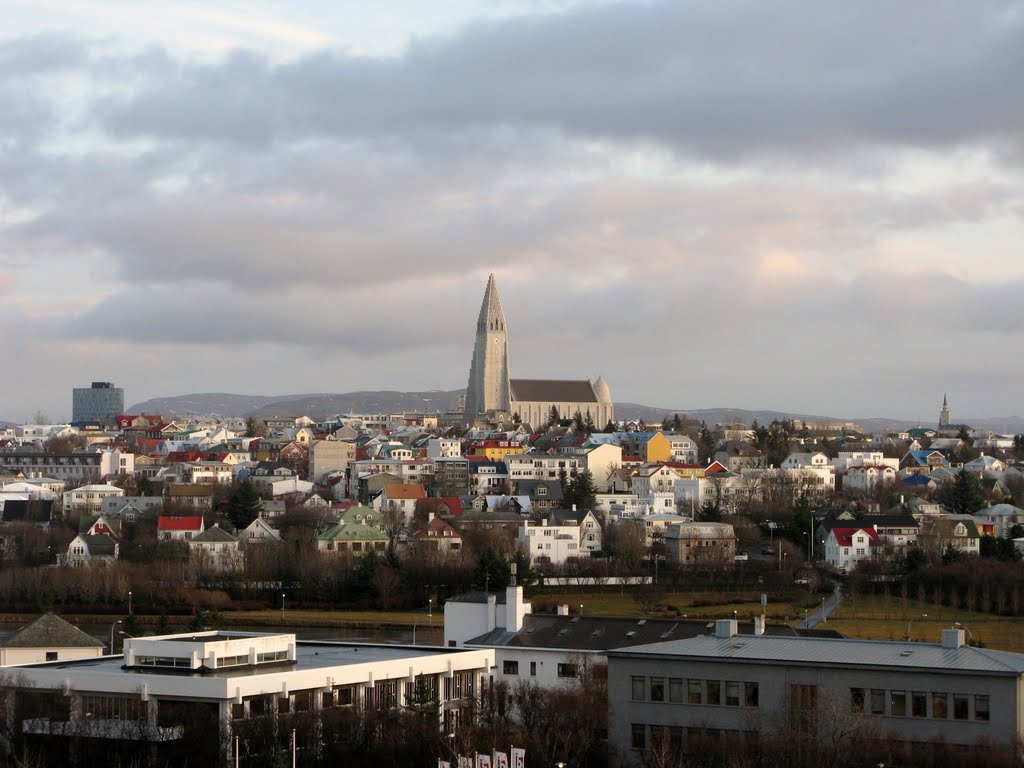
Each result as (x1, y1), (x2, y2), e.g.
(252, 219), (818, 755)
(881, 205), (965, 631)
(473, 547), (511, 591)
(583, 412), (597, 435)
(671, 413), (682, 431)
(572, 410), (585, 432)
(943, 468), (986, 515)
(565, 470), (598, 511)
(547, 405), (560, 427)
(698, 421), (716, 463)
(603, 420), (617, 434)
(225, 482), (264, 530)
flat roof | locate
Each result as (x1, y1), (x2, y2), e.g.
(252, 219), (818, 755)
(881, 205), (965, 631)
(30, 641), (465, 677)
(609, 634), (1024, 676)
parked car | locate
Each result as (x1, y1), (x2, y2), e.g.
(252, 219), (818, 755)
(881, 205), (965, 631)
(734, 551), (748, 561)
(761, 546), (774, 556)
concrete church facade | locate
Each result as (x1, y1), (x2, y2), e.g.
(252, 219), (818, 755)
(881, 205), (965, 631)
(463, 275), (614, 428)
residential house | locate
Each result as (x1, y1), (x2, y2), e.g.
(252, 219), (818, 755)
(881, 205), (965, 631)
(582, 442), (623, 492)
(974, 504), (1024, 538)
(62, 484), (124, 516)
(0, 613), (105, 664)
(188, 524), (243, 573)
(414, 516), (463, 555)
(308, 438), (356, 485)
(515, 479), (563, 515)
(316, 522), (388, 554)
(375, 482), (426, 525)
(240, 515), (282, 545)
(505, 454), (581, 485)
(663, 522), (736, 568)
(713, 441), (767, 473)
(165, 484), (214, 510)
(62, 533), (119, 567)
(157, 515), (205, 541)
(901, 450), (949, 474)
(468, 461), (509, 495)
(843, 464), (897, 492)
(918, 516), (981, 559)
(823, 526), (882, 571)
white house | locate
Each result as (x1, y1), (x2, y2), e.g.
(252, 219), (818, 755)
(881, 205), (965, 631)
(0, 613), (105, 665)
(519, 510), (602, 565)
(188, 524), (243, 573)
(240, 515), (281, 545)
(62, 484), (125, 515)
(824, 526), (881, 572)
(844, 464), (897, 492)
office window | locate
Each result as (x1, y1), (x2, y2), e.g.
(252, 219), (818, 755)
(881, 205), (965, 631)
(870, 689), (885, 715)
(726, 682), (740, 707)
(631, 724), (646, 750)
(975, 695), (990, 722)
(953, 695), (969, 720)
(688, 680), (702, 704)
(669, 678), (683, 703)
(503, 660), (519, 675)
(707, 680), (721, 706)
(745, 682), (759, 708)
(530, 662), (537, 677)
(632, 677), (646, 701)
(650, 677), (665, 703)
(557, 663), (577, 678)
(932, 692), (948, 719)
(850, 688), (865, 713)
(45, 652), (58, 662)
(890, 691), (906, 717)
(912, 691), (927, 718)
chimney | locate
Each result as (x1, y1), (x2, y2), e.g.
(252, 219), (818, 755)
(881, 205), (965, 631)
(714, 619), (738, 639)
(753, 616), (765, 636)
(942, 629), (965, 649)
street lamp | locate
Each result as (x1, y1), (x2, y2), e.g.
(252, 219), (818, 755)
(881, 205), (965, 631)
(579, 604), (583, 617)
(428, 598), (433, 621)
(905, 613), (927, 641)
(109, 620), (122, 653)
(281, 593), (285, 614)
(128, 590), (132, 615)
(821, 597), (826, 624)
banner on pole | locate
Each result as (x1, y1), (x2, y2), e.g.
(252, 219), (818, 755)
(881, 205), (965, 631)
(511, 747), (525, 768)
(493, 751), (509, 768)
(476, 756), (491, 768)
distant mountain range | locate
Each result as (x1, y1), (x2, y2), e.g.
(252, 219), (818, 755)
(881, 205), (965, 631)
(123, 391), (1024, 434)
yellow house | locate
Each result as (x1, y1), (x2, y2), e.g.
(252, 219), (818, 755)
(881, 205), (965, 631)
(467, 440), (523, 462)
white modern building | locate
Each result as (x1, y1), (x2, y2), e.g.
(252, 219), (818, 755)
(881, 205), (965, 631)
(1, 631), (494, 766)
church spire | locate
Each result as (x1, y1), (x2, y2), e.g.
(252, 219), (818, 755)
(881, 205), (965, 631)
(464, 274), (510, 421)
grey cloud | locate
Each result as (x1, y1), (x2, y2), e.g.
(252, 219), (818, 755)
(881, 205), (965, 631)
(0, 34), (89, 77)
(95, 0), (1024, 160)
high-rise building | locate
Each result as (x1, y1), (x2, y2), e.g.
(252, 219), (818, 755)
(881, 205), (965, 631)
(462, 276), (613, 428)
(72, 382), (124, 427)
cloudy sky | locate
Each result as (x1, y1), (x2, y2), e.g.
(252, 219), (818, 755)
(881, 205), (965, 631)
(2, 0), (1023, 423)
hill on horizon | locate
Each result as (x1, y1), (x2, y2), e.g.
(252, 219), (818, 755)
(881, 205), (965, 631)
(125, 391), (1024, 434)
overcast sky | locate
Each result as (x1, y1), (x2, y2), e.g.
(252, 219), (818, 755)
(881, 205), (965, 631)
(1, 0), (1023, 423)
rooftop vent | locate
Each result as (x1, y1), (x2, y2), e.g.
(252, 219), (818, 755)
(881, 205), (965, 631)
(942, 629), (965, 650)
(626, 631), (636, 638)
(637, 619), (647, 626)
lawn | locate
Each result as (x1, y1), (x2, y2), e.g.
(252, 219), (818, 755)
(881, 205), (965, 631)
(816, 594), (1024, 653)
(530, 589), (814, 621)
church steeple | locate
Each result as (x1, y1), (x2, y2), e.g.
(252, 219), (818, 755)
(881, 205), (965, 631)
(464, 275), (510, 421)
(939, 394), (951, 430)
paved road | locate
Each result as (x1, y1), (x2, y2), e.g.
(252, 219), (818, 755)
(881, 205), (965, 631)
(797, 588), (842, 630)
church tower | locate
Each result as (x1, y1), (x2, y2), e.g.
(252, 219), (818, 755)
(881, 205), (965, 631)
(464, 274), (510, 421)
(939, 394), (951, 430)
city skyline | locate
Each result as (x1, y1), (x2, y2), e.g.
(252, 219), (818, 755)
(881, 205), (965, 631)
(1, 1), (1023, 421)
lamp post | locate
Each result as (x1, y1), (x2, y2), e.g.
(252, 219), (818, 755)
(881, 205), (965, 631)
(428, 598), (432, 621)
(905, 613), (927, 641)
(821, 597), (826, 624)
(109, 620), (122, 653)
(281, 593), (285, 614)
(128, 590), (132, 615)
(579, 604), (583, 617)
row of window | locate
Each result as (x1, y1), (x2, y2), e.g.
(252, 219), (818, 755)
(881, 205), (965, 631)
(631, 723), (749, 751)
(631, 677), (759, 708)
(502, 660), (577, 678)
(850, 688), (989, 721)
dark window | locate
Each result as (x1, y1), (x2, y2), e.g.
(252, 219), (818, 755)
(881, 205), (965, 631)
(650, 677), (665, 702)
(503, 660), (519, 675)
(530, 661), (536, 677)
(890, 690), (906, 717)
(631, 724), (646, 750)
(953, 695), (969, 720)
(912, 691), (927, 718)
(850, 688), (865, 713)
(707, 680), (721, 706)
(45, 652), (57, 662)
(745, 682), (759, 708)
(932, 692), (947, 719)
(688, 680), (702, 704)
(557, 663), (577, 678)
(975, 695), (990, 722)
